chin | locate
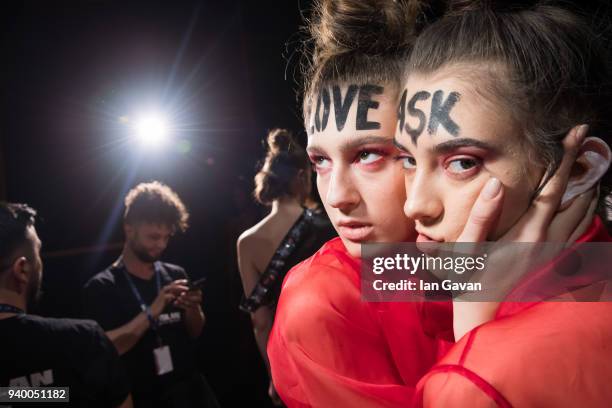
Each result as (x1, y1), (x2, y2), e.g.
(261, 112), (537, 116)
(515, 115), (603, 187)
(342, 239), (362, 258)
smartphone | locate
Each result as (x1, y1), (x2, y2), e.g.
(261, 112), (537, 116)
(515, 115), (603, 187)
(188, 277), (207, 291)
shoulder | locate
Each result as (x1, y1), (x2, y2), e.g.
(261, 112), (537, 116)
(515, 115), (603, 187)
(237, 221), (271, 254)
(160, 262), (187, 279)
(275, 237), (366, 329)
(19, 315), (106, 342)
(83, 268), (117, 290)
(282, 237), (354, 288)
(238, 214), (276, 243)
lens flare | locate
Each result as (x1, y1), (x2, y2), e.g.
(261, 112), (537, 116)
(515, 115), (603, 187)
(134, 114), (169, 147)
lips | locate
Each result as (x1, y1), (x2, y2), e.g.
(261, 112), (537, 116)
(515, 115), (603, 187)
(414, 231), (443, 257)
(416, 231), (443, 243)
(337, 220), (374, 242)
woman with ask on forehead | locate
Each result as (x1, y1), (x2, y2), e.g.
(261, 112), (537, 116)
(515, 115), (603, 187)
(392, 0), (612, 406)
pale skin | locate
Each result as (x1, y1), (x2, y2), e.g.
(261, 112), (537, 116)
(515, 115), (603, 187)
(106, 222), (205, 356)
(306, 83), (416, 258)
(396, 66), (598, 340)
(0, 226), (133, 408)
(237, 195), (306, 406)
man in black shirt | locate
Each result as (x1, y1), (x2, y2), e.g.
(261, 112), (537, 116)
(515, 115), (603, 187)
(82, 181), (217, 408)
(0, 202), (132, 408)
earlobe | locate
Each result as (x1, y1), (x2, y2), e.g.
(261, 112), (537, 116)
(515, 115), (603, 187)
(561, 137), (611, 206)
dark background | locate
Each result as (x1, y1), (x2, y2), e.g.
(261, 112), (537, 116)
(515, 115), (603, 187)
(1, 1), (313, 406)
(2, 1), (611, 407)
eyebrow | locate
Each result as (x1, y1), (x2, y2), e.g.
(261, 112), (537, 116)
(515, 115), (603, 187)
(433, 138), (499, 155)
(393, 137), (498, 155)
(307, 135), (395, 156)
(393, 137), (409, 152)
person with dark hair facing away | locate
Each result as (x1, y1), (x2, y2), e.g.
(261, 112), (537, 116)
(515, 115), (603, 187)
(391, 0), (612, 406)
(0, 202), (132, 407)
(237, 128), (336, 406)
(82, 182), (218, 408)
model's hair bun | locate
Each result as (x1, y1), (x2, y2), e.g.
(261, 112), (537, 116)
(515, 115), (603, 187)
(312, 0), (421, 62)
(254, 129), (310, 206)
(267, 128), (293, 153)
(447, 0), (539, 14)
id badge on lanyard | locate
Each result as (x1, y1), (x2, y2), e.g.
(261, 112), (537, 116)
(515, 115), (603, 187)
(123, 261), (174, 376)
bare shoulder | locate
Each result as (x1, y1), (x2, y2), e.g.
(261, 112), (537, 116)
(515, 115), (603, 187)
(237, 216), (278, 265)
(237, 220), (268, 252)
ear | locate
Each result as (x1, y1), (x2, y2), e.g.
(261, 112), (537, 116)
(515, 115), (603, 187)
(124, 223), (135, 239)
(10, 257), (29, 289)
(561, 137), (612, 206)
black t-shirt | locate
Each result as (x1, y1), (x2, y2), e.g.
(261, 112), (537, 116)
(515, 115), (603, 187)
(81, 261), (198, 405)
(0, 314), (130, 407)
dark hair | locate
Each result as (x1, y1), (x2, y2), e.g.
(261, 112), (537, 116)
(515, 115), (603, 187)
(124, 181), (189, 232)
(254, 129), (310, 205)
(407, 0), (612, 216)
(0, 202), (37, 266)
(302, 0), (422, 118)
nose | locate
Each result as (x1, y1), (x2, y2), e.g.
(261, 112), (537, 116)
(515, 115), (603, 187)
(326, 167), (360, 213)
(404, 170), (443, 224)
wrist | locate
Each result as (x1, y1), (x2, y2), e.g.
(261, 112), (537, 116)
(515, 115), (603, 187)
(187, 305), (204, 317)
(145, 306), (158, 328)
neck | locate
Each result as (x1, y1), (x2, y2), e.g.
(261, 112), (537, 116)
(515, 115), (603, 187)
(271, 197), (303, 215)
(0, 289), (26, 318)
(122, 245), (155, 280)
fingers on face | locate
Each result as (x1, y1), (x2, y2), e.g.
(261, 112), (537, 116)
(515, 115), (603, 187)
(549, 190), (594, 241)
(537, 125), (588, 204)
(458, 178), (504, 242)
(526, 125), (589, 229)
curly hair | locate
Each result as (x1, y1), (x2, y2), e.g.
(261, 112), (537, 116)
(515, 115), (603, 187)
(123, 181), (189, 233)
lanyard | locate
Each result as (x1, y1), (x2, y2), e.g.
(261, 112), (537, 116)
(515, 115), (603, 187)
(123, 263), (162, 310)
(0, 303), (25, 314)
(121, 259), (163, 335)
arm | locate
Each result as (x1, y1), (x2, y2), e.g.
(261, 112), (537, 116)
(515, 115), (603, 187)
(107, 280), (189, 355)
(170, 266), (206, 338)
(237, 236), (282, 404)
(419, 370), (499, 408)
(251, 305), (275, 372)
(175, 289), (206, 338)
(237, 236), (274, 370)
(106, 312), (150, 356)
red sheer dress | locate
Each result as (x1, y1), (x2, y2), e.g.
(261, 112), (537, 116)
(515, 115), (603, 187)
(268, 237), (452, 407)
(415, 217), (612, 408)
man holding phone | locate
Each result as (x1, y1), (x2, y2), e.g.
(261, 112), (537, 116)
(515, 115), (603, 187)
(82, 181), (217, 407)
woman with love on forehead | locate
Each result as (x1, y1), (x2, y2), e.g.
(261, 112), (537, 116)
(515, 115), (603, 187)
(266, 1), (451, 406)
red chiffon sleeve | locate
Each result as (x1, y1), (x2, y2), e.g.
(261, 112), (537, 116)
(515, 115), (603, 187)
(268, 238), (449, 408)
(415, 218), (612, 408)
(416, 302), (612, 408)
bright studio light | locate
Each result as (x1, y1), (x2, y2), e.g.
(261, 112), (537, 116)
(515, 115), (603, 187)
(134, 114), (169, 147)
